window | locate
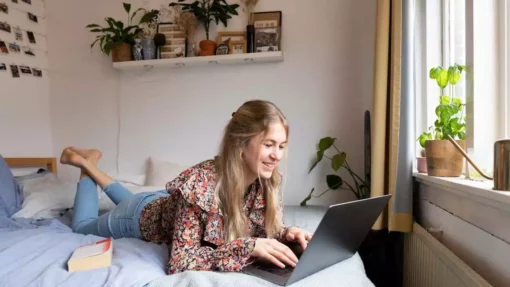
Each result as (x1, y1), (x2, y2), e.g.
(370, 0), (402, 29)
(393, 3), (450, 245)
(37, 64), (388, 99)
(415, 0), (505, 177)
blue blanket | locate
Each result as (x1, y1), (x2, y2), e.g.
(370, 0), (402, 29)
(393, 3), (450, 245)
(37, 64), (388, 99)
(0, 217), (168, 287)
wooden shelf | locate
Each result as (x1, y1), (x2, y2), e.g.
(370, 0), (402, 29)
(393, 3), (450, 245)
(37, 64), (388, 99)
(112, 51), (284, 70)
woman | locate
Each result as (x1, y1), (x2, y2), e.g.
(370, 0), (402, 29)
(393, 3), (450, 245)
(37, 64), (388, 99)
(60, 100), (312, 275)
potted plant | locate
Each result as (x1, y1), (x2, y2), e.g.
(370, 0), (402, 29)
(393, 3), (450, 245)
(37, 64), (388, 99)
(301, 137), (370, 206)
(169, 0), (240, 56)
(417, 63), (467, 176)
(86, 3), (158, 62)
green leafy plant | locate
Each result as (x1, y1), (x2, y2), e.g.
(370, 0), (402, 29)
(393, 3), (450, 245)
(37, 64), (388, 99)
(86, 3), (158, 56)
(417, 63), (467, 148)
(301, 137), (370, 206)
(169, 0), (240, 41)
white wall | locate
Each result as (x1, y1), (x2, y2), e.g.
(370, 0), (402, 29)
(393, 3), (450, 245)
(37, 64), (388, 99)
(0, 0), (53, 157)
(47, 0), (376, 205)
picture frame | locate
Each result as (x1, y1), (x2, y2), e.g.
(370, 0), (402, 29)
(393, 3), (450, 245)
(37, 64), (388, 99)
(0, 3), (8, 14)
(157, 22), (186, 59)
(229, 40), (246, 55)
(216, 31), (246, 44)
(254, 27), (281, 53)
(251, 11), (282, 28)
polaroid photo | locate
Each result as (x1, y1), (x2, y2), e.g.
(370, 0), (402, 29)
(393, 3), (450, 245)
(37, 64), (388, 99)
(0, 40), (8, 54)
(23, 46), (34, 56)
(27, 31), (35, 43)
(21, 0), (30, 4)
(32, 68), (41, 77)
(19, 65), (31, 74)
(14, 26), (22, 40)
(0, 2), (8, 14)
(8, 42), (20, 52)
(0, 63), (6, 71)
(11, 0), (17, 3)
(28, 12), (38, 23)
(10, 64), (19, 78)
(0, 22), (11, 33)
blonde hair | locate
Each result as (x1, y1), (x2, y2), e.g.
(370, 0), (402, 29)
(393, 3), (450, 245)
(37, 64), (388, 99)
(215, 100), (289, 241)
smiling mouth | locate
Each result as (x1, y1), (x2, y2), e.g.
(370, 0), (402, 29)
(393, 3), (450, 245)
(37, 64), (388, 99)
(263, 162), (276, 169)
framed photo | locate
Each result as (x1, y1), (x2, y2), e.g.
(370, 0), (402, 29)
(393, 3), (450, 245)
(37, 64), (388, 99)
(21, 0), (30, 4)
(10, 64), (19, 78)
(32, 68), (42, 77)
(0, 63), (6, 71)
(19, 65), (31, 74)
(216, 31), (246, 44)
(252, 11), (282, 28)
(27, 31), (36, 44)
(255, 27), (281, 53)
(229, 40), (246, 54)
(157, 22), (186, 59)
(28, 12), (38, 23)
(8, 42), (20, 53)
(0, 40), (8, 54)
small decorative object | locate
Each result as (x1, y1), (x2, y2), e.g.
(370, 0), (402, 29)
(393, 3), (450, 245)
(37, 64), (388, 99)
(0, 63), (6, 71)
(10, 64), (19, 78)
(32, 68), (42, 77)
(133, 38), (144, 60)
(27, 12), (37, 23)
(26, 31), (36, 44)
(170, 0), (240, 56)
(8, 42), (20, 52)
(14, 26), (22, 40)
(188, 42), (196, 57)
(215, 41), (229, 55)
(416, 149), (427, 173)
(255, 27), (280, 52)
(19, 65), (31, 74)
(301, 137), (370, 206)
(229, 40), (246, 54)
(157, 22), (186, 59)
(86, 2), (157, 62)
(417, 64), (467, 177)
(21, 0), (30, 4)
(142, 36), (156, 60)
(0, 21), (11, 33)
(216, 31), (246, 44)
(0, 40), (8, 54)
(0, 2), (8, 14)
(252, 11), (282, 28)
(154, 33), (166, 59)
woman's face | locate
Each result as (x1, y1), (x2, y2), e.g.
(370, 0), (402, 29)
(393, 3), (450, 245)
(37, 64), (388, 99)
(242, 122), (287, 182)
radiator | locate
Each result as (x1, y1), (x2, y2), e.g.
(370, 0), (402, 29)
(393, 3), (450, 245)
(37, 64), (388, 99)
(403, 222), (492, 287)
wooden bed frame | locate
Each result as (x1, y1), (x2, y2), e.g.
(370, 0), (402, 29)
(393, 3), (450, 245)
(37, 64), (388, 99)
(5, 157), (57, 175)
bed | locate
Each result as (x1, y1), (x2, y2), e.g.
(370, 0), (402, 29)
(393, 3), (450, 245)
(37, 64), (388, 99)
(0, 156), (374, 287)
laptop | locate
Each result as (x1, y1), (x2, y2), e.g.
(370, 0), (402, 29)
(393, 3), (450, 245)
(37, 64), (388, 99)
(242, 194), (392, 286)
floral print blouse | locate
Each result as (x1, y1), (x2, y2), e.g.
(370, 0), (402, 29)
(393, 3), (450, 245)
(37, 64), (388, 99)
(138, 159), (288, 275)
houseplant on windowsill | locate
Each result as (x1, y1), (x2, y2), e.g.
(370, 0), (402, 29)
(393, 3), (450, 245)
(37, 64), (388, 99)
(86, 3), (158, 62)
(417, 63), (467, 177)
(169, 0), (240, 56)
(301, 137), (370, 206)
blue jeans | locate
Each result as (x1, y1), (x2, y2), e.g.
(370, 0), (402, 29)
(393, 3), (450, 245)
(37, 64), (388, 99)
(72, 177), (167, 239)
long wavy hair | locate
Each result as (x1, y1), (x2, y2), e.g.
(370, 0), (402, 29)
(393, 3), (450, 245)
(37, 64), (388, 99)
(215, 100), (289, 241)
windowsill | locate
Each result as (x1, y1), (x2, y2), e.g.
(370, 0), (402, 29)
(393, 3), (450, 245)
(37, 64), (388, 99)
(414, 173), (510, 211)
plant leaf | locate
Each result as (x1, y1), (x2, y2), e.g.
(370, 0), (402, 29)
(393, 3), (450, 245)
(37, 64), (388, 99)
(453, 98), (462, 105)
(300, 188), (314, 206)
(429, 67), (442, 79)
(331, 152), (346, 172)
(319, 137), (335, 152)
(308, 150), (324, 173)
(86, 24), (101, 28)
(123, 3), (131, 14)
(326, 175), (343, 189)
(437, 69), (448, 88)
(440, 96), (451, 105)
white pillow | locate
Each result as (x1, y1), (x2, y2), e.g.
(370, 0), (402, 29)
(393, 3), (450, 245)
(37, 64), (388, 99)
(144, 157), (189, 186)
(12, 171), (164, 219)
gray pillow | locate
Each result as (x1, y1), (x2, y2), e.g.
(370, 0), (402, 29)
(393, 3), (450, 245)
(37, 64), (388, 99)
(0, 155), (23, 217)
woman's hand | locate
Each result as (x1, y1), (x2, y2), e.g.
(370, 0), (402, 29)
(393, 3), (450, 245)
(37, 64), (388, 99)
(252, 238), (299, 268)
(285, 227), (313, 250)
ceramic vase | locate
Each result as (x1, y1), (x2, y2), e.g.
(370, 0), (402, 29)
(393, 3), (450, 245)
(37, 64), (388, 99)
(142, 37), (156, 60)
(133, 38), (143, 60)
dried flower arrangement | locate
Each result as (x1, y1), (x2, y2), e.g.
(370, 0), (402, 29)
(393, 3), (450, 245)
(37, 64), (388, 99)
(241, 0), (259, 24)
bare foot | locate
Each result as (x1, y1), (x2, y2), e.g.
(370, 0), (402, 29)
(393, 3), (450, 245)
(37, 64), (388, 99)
(60, 147), (86, 168)
(69, 147), (102, 166)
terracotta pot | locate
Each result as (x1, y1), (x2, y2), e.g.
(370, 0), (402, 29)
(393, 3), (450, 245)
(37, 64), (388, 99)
(416, 157), (427, 173)
(199, 40), (217, 56)
(425, 140), (466, 177)
(111, 43), (132, 62)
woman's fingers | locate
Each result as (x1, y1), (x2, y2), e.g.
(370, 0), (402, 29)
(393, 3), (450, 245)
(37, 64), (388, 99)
(272, 241), (298, 264)
(305, 232), (313, 241)
(296, 232), (308, 249)
(263, 251), (286, 268)
(268, 246), (296, 267)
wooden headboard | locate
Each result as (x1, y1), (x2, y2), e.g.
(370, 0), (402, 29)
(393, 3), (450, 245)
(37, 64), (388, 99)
(5, 157), (57, 175)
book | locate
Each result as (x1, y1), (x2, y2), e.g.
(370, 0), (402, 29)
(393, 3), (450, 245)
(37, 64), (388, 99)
(67, 238), (113, 272)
